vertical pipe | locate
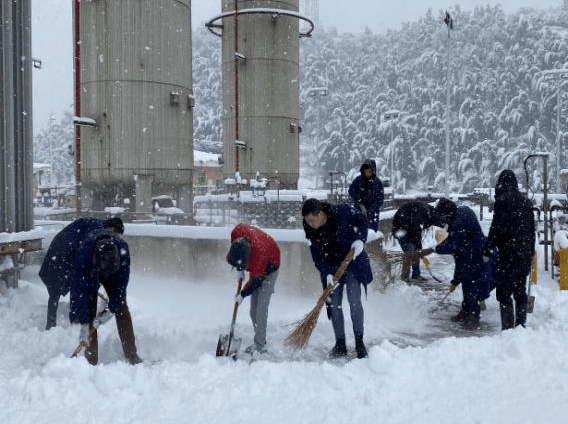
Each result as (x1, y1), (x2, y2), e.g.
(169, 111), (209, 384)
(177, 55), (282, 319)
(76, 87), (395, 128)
(73, 0), (82, 214)
(556, 80), (561, 193)
(16, 0), (34, 231)
(1, 1), (16, 232)
(233, 0), (240, 173)
(445, 26), (451, 198)
(543, 157), (549, 272)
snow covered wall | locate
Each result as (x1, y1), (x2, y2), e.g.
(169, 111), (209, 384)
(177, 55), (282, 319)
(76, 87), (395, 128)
(124, 224), (322, 294)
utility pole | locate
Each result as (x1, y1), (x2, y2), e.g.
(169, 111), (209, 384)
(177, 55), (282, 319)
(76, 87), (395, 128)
(443, 11), (453, 198)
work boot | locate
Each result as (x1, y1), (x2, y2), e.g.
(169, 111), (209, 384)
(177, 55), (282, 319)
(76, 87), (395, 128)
(450, 309), (467, 323)
(515, 300), (527, 328)
(462, 314), (480, 330)
(411, 275), (428, 282)
(329, 338), (348, 359)
(500, 303), (515, 330)
(355, 335), (368, 359)
(125, 352), (143, 365)
(245, 343), (267, 355)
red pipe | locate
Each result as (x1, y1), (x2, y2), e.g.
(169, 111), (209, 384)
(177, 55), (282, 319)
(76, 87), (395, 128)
(233, 0), (240, 172)
(73, 0), (82, 213)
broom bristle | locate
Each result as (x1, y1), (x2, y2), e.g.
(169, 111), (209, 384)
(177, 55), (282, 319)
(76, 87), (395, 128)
(286, 287), (332, 349)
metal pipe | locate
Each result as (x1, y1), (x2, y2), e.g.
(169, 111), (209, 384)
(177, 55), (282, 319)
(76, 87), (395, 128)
(543, 157), (549, 271)
(233, 0), (240, 173)
(73, 0), (82, 214)
(444, 23), (451, 198)
(556, 79), (561, 193)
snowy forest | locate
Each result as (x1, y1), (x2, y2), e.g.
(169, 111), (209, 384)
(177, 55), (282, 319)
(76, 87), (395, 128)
(35, 4), (568, 193)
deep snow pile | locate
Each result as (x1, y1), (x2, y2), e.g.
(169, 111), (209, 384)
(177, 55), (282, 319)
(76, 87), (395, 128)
(1, 219), (568, 424)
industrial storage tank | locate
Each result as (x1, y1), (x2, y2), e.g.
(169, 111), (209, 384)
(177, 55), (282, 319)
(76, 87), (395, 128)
(218, 0), (303, 189)
(75, 0), (193, 212)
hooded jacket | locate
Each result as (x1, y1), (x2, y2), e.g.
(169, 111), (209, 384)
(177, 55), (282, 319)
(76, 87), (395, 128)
(39, 218), (105, 297)
(230, 223), (281, 297)
(69, 229), (130, 324)
(348, 159), (384, 231)
(435, 205), (491, 302)
(303, 202), (373, 289)
(391, 201), (438, 246)
(485, 170), (535, 277)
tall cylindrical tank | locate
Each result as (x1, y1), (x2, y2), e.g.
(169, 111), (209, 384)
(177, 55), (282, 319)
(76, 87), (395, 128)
(0, 0), (34, 232)
(221, 0), (300, 189)
(76, 0), (193, 212)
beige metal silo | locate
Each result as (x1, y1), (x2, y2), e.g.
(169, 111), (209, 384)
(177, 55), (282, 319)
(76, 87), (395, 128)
(220, 0), (302, 189)
(74, 0), (193, 212)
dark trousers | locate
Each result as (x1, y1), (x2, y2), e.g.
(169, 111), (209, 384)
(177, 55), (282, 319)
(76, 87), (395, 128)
(46, 293), (59, 330)
(328, 272), (365, 340)
(495, 267), (529, 330)
(85, 296), (139, 365)
(399, 240), (421, 279)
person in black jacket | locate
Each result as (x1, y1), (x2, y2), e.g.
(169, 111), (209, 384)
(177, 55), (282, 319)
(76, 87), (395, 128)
(302, 198), (372, 359)
(391, 201), (439, 282)
(348, 159), (384, 232)
(483, 170), (535, 330)
(40, 217), (114, 329)
(70, 225), (142, 365)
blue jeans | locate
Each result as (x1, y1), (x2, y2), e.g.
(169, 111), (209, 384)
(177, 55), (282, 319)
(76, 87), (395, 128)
(328, 271), (365, 339)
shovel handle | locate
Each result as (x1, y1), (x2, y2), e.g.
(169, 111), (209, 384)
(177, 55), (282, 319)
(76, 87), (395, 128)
(232, 278), (243, 320)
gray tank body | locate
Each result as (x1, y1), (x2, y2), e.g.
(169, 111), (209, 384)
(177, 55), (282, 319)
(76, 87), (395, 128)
(221, 0), (300, 189)
(77, 0), (193, 211)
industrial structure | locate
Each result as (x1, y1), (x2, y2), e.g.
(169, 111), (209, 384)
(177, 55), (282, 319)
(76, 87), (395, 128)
(0, 0), (42, 289)
(73, 0), (194, 213)
(0, 0), (34, 233)
(207, 0), (313, 189)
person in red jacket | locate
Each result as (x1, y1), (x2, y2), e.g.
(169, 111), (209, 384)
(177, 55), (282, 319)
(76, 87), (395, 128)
(226, 223), (281, 354)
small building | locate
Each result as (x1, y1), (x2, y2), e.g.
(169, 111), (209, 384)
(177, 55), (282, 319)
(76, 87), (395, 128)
(193, 150), (223, 195)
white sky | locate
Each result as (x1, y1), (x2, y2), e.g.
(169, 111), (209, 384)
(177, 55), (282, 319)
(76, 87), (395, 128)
(32, 0), (561, 131)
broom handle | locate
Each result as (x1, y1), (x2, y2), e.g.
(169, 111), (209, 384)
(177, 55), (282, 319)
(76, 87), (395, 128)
(324, 249), (356, 298)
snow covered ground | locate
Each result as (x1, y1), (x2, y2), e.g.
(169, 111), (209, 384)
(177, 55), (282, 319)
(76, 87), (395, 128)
(1, 214), (568, 424)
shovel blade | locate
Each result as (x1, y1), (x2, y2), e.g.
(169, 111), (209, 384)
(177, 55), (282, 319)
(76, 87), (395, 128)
(216, 334), (242, 357)
(527, 295), (535, 313)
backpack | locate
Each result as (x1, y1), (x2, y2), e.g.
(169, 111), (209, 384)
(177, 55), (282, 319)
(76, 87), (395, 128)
(93, 237), (121, 279)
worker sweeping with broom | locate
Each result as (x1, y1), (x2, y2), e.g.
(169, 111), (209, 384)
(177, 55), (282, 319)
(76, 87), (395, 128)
(298, 198), (372, 359)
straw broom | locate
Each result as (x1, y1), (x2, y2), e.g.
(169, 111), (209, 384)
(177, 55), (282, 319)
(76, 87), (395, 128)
(286, 249), (355, 349)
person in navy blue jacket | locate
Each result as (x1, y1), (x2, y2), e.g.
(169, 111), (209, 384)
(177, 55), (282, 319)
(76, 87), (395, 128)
(302, 198), (373, 359)
(348, 159), (384, 232)
(40, 217), (106, 329)
(391, 201), (440, 282)
(434, 198), (493, 329)
(70, 224), (141, 365)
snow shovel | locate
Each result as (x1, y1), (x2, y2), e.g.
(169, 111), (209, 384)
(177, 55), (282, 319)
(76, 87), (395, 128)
(527, 278), (535, 314)
(70, 292), (110, 358)
(216, 278), (243, 358)
(422, 256), (443, 283)
(431, 290), (452, 313)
